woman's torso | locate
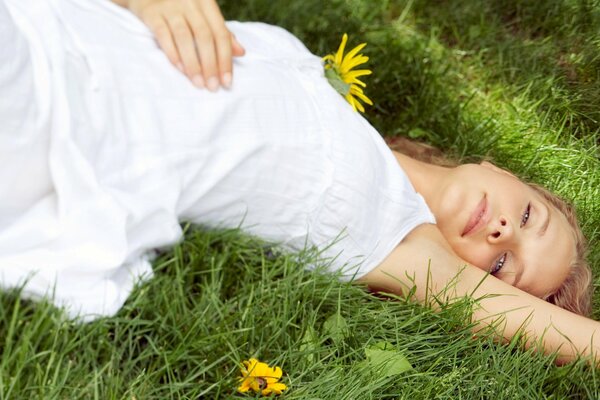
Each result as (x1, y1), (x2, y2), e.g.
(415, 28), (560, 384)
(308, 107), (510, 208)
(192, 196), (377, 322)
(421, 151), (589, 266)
(0, 0), (434, 318)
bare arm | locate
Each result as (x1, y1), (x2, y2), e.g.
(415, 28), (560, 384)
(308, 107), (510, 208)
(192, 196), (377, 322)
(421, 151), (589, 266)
(359, 224), (600, 365)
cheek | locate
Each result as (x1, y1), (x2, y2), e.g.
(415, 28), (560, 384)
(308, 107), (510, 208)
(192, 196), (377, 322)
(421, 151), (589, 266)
(437, 185), (466, 226)
(448, 241), (491, 271)
(435, 207), (468, 242)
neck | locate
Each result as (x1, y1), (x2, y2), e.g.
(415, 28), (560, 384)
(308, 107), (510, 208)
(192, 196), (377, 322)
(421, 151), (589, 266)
(391, 150), (450, 218)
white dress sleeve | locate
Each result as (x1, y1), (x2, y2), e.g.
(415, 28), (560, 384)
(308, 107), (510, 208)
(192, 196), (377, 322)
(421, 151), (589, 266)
(0, 0), (53, 222)
(0, 0), (170, 321)
(0, 0), (36, 130)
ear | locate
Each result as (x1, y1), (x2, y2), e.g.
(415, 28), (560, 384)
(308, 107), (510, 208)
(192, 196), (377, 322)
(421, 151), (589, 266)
(480, 160), (517, 178)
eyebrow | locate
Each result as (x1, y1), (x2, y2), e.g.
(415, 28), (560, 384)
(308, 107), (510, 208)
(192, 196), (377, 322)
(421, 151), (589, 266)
(538, 202), (551, 237)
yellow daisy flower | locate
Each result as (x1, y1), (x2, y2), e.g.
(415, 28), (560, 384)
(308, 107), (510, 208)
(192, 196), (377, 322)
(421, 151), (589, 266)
(238, 358), (287, 396)
(323, 33), (374, 113)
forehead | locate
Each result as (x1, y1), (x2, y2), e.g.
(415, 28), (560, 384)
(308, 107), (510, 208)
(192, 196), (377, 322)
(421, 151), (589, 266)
(519, 198), (575, 297)
(463, 163), (531, 195)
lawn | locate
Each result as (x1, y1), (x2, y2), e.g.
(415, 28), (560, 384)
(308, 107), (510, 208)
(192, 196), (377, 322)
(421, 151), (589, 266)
(1, 0), (599, 398)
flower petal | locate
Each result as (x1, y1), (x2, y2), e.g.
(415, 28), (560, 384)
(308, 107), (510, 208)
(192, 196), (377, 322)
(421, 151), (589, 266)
(269, 382), (288, 395)
(346, 94), (358, 112)
(341, 55), (369, 74)
(271, 366), (283, 380)
(237, 381), (251, 393)
(254, 363), (272, 377)
(344, 69), (372, 80)
(354, 98), (366, 113)
(261, 382), (287, 396)
(334, 33), (348, 66)
(250, 360), (264, 376)
(350, 85), (364, 94)
(261, 383), (287, 396)
(349, 78), (367, 87)
(342, 69), (372, 84)
(343, 43), (367, 65)
(351, 87), (373, 106)
(240, 359), (254, 376)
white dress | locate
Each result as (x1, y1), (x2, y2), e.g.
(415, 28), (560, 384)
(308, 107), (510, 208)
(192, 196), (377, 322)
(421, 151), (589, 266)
(0, 0), (436, 320)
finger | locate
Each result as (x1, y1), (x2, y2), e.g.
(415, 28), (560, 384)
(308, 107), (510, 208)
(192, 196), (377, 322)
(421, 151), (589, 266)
(147, 15), (183, 72)
(194, 0), (233, 88)
(213, 27), (233, 88)
(165, 12), (204, 87)
(232, 34), (246, 57)
(186, 8), (220, 91)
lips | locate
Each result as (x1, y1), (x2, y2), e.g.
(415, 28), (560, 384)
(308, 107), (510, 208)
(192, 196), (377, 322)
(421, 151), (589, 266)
(461, 196), (488, 237)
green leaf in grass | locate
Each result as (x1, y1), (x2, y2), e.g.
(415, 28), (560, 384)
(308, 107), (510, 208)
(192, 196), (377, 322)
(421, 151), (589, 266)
(323, 313), (349, 345)
(299, 326), (320, 363)
(363, 341), (412, 377)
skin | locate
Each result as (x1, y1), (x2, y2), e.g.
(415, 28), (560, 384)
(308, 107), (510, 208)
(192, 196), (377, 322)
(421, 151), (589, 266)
(392, 151), (575, 298)
(111, 0), (245, 91)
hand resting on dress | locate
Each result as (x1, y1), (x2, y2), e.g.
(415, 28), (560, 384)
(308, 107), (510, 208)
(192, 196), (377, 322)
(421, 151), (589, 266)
(111, 0), (245, 91)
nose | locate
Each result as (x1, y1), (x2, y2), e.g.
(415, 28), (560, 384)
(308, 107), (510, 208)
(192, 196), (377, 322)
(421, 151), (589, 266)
(487, 215), (514, 244)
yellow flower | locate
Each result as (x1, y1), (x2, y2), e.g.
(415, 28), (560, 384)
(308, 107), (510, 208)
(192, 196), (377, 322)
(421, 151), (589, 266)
(238, 358), (287, 396)
(323, 33), (374, 113)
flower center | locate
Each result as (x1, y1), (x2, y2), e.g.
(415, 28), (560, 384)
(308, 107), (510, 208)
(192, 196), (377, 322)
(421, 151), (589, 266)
(256, 377), (268, 390)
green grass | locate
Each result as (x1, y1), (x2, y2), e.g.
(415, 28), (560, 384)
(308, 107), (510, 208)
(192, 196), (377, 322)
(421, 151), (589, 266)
(2, 0), (600, 398)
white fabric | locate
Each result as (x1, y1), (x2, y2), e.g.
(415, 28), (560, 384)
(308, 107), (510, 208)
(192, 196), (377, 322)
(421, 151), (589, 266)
(0, 0), (436, 320)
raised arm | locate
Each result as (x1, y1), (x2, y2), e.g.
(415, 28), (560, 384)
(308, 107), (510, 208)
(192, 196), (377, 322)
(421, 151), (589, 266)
(110, 0), (245, 90)
(360, 224), (600, 365)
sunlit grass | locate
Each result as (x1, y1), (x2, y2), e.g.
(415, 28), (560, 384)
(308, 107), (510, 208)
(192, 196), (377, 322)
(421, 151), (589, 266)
(1, 0), (599, 398)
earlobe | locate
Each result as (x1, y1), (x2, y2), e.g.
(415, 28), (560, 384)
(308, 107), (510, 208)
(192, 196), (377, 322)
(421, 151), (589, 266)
(480, 160), (516, 178)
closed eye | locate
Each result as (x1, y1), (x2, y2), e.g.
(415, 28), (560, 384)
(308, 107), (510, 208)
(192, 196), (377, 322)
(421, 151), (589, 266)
(491, 252), (507, 276)
(520, 202), (531, 228)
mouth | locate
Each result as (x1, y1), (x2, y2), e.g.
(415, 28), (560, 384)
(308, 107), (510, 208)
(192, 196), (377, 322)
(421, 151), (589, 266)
(461, 195), (488, 237)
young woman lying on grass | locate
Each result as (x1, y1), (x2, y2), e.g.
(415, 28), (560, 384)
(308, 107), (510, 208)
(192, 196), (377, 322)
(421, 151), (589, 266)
(1, 0), (596, 367)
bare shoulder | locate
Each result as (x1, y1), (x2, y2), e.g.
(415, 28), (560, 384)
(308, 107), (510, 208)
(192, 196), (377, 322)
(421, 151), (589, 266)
(358, 223), (460, 294)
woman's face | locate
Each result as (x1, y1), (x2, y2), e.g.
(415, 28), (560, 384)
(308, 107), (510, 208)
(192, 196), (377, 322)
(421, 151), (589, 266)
(434, 161), (574, 298)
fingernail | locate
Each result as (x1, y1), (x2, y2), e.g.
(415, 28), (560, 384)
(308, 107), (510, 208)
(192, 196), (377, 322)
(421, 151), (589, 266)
(192, 74), (204, 88)
(222, 72), (232, 89)
(176, 62), (184, 73)
(207, 76), (219, 92)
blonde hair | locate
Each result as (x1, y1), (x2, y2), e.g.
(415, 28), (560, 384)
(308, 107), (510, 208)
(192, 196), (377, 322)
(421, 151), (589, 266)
(384, 136), (593, 316)
(528, 183), (592, 316)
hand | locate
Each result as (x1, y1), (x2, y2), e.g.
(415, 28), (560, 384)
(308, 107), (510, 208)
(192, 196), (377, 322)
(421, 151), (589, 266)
(126, 0), (245, 91)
